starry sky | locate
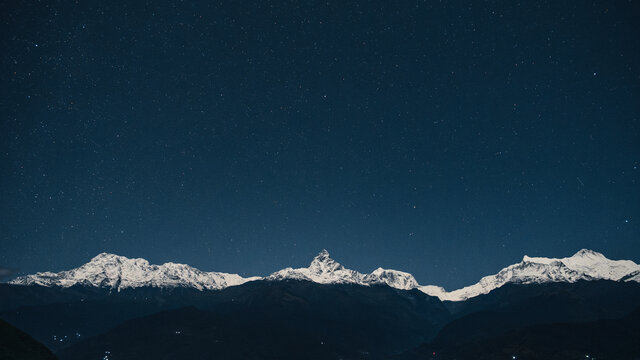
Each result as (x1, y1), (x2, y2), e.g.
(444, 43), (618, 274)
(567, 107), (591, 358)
(1, 0), (639, 289)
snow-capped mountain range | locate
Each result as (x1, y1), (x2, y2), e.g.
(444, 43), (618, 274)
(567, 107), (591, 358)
(419, 249), (640, 301)
(9, 249), (640, 301)
(9, 253), (260, 291)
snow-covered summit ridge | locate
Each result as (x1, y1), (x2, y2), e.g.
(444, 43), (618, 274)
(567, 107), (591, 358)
(265, 249), (419, 290)
(419, 249), (640, 301)
(521, 248), (636, 280)
(10, 252), (259, 291)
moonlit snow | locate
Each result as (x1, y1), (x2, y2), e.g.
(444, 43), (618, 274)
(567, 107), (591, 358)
(11, 249), (640, 301)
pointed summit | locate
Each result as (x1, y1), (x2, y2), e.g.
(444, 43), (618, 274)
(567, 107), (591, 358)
(308, 249), (343, 274)
(572, 249), (605, 259)
(311, 249), (331, 264)
(89, 252), (120, 262)
(318, 249), (330, 257)
(92, 252), (115, 260)
(267, 250), (423, 290)
(267, 250), (363, 284)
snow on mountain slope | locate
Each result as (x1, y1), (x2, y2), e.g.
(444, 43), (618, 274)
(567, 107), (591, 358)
(266, 250), (365, 284)
(418, 285), (448, 299)
(524, 249), (638, 281)
(266, 250), (421, 290)
(9, 253), (259, 291)
(276, 249), (639, 301)
(420, 249), (640, 301)
(10, 250), (420, 292)
(8, 249), (640, 301)
(364, 267), (420, 290)
(621, 270), (640, 282)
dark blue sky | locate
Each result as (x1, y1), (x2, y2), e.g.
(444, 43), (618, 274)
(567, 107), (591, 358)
(1, 0), (639, 289)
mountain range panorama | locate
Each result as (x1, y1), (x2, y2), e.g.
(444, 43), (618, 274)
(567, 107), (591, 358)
(9, 249), (640, 301)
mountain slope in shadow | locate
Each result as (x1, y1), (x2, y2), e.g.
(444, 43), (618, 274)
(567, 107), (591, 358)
(56, 281), (450, 360)
(0, 319), (57, 360)
(397, 281), (640, 360)
(399, 308), (640, 360)
(57, 306), (361, 360)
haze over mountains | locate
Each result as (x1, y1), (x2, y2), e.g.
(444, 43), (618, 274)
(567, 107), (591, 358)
(10, 248), (640, 301)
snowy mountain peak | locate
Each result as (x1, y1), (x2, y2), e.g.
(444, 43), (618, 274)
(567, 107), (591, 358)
(92, 252), (125, 261)
(266, 251), (421, 290)
(365, 268), (420, 290)
(10, 253), (257, 291)
(88, 252), (150, 267)
(519, 249), (637, 280)
(421, 249), (640, 302)
(524, 249), (606, 264)
(267, 251), (363, 284)
(308, 250), (344, 274)
(91, 252), (133, 261)
(574, 248), (605, 258)
(316, 249), (331, 259)
(571, 249), (609, 262)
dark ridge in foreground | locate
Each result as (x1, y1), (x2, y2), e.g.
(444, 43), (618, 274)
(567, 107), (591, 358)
(1, 280), (449, 359)
(397, 308), (640, 360)
(396, 281), (640, 360)
(3, 280), (640, 359)
(58, 306), (363, 360)
(56, 281), (449, 360)
(0, 319), (58, 360)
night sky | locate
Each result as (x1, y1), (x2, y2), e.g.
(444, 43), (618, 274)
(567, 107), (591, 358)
(1, 1), (639, 290)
